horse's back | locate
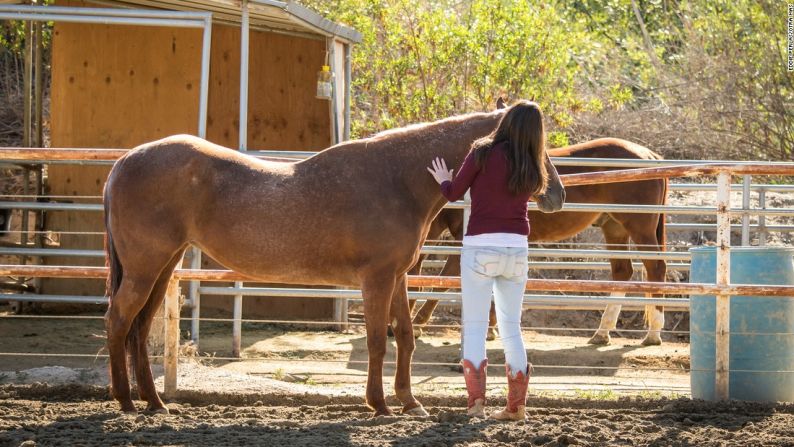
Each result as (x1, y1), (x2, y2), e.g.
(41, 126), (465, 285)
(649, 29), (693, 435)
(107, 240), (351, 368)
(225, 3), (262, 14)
(549, 137), (662, 161)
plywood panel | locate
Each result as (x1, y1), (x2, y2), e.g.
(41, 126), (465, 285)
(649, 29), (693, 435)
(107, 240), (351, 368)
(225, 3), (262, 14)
(206, 24), (331, 150)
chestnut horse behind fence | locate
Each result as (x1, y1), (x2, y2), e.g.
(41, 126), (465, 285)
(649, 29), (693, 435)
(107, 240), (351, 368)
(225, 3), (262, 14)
(408, 138), (668, 346)
(102, 108), (565, 415)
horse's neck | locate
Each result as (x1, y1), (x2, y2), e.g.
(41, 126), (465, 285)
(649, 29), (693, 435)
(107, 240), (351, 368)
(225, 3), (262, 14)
(399, 112), (502, 219)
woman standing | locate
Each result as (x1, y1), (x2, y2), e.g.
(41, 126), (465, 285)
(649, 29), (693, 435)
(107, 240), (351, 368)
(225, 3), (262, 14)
(427, 101), (549, 421)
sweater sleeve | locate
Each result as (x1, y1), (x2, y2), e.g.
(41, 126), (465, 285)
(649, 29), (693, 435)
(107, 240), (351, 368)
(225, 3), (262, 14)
(440, 151), (479, 202)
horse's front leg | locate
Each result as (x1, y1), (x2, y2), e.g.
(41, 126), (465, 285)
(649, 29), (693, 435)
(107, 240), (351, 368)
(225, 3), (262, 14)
(362, 273), (397, 416)
(390, 275), (428, 416)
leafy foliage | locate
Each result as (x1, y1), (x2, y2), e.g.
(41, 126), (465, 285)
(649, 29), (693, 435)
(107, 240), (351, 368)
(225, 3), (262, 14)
(306, 0), (791, 160)
(0, 1), (789, 160)
(305, 0), (593, 142)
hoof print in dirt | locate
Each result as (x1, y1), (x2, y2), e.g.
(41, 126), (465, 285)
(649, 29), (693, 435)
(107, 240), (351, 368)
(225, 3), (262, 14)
(145, 407), (170, 415)
(402, 405), (430, 417)
(436, 410), (468, 424)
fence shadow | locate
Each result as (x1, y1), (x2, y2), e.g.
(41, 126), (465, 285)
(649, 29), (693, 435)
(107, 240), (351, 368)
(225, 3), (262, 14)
(345, 334), (643, 378)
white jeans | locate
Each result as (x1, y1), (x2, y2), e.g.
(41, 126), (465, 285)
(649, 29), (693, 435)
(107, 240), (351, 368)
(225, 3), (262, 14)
(460, 245), (528, 374)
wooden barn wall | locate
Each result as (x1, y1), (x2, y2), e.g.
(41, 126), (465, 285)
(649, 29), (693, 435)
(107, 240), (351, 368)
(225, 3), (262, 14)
(206, 25), (331, 150)
(46, 2), (334, 319)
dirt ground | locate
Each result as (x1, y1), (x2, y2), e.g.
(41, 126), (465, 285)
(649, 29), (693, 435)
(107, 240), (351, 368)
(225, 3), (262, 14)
(4, 316), (792, 446)
(2, 383), (794, 446)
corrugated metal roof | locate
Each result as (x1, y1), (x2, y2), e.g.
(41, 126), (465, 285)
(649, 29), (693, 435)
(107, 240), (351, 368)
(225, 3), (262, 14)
(0, 0), (361, 43)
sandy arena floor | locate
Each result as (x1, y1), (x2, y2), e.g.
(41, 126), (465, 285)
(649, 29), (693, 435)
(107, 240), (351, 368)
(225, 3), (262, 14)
(2, 318), (794, 446)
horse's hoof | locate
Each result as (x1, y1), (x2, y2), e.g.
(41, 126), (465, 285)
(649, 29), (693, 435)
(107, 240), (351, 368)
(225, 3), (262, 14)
(120, 402), (137, 414)
(147, 406), (170, 415)
(372, 407), (394, 417)
(641, 336), (662, 346)
(402, 403), (429, 417)
(587, 334), (611, 345)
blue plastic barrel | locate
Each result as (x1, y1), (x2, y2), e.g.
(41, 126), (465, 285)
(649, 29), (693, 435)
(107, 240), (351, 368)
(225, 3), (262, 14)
(689, 246), (794, 401)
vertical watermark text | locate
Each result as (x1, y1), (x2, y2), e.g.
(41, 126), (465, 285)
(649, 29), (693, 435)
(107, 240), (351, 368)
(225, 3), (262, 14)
(789, 4), (794, 71)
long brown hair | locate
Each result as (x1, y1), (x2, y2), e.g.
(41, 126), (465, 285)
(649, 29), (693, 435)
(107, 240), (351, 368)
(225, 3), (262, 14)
(471, 100), (548, 196)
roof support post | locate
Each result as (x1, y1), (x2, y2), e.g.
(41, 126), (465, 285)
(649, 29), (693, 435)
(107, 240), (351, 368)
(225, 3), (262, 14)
(239, 0), (250, 151)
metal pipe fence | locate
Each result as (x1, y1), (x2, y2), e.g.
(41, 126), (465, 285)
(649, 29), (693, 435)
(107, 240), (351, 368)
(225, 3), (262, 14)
(0, 147), (793, 399)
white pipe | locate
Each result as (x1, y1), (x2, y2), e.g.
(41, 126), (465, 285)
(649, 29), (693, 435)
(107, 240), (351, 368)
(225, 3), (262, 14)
(189, 247), (202, 345)
(741, 175), (751, 246)
(238, 0), (250, 151)
(249, 0), (287, 8)
(0, 248), (104, 257)
(0, 13), (206, 28)
(232, 281), (243, 357)
(0, 4), (210, 19)
(197, 286), (688, 308)
(328, 38), (339, 145)
(759, 190), (767, 247)
(197, 16), (212, 139)
(343, 43), (351, 141)
(4, 199), (794, 220)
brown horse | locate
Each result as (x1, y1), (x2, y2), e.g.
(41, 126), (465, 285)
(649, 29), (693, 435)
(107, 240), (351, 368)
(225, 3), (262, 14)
(102, 108), (565, 416)
(408, 138), (668, 346)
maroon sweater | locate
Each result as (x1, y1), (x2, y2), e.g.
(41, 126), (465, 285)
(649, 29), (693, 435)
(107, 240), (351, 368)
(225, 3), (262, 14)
(441, 141), (531, 236)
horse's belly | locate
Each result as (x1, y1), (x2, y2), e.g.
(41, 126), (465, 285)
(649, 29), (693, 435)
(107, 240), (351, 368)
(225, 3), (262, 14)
(194, 238), (361, 287)
(528, 211), (600, 242)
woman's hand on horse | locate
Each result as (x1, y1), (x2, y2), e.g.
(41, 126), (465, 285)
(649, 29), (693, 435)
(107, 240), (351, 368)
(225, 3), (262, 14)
(427, 157), (454, 184)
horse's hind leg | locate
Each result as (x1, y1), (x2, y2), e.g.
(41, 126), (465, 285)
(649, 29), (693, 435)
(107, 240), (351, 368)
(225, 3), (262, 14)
(487, 301), (498, 341)
(390, 275), (427, 416)
(129, 249), (186, 413)
(588, 216), (633, 345)
(623, 218), (667, 346)
(106, 273), (159, 413)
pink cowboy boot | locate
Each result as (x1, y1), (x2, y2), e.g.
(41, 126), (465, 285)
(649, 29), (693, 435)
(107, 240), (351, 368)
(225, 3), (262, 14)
(491, 364), (531, 421)
(461, 359), (488, 417)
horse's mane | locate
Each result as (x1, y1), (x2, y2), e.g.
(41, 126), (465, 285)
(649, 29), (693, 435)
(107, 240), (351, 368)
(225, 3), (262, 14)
(310, 109), (504, 160)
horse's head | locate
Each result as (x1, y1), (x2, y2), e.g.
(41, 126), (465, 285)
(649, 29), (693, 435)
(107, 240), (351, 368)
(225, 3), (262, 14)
(535, 154), (565, 212)
(495, 97), (565, 213)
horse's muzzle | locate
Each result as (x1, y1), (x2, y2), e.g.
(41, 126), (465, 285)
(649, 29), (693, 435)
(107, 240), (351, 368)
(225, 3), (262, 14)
(536, 185), (565, 213)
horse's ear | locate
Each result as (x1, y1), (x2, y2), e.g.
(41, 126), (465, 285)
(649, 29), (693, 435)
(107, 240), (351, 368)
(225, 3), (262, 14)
(496, 97), (507, 109)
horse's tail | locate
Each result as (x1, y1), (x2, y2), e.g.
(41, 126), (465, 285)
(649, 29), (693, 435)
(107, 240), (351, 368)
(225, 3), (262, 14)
(104, 183), (123, 299)
(104, 180), (142, 378)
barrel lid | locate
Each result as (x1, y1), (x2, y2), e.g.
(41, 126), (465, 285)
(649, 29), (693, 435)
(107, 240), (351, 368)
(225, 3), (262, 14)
(689, 246), (794, 253)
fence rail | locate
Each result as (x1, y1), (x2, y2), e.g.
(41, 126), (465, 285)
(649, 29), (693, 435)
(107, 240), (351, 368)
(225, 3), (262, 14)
(1, 265), (792, 297)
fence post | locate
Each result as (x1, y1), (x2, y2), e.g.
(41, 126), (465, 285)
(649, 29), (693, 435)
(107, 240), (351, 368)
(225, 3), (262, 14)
(189, 247), (202, 345)
(741, 175), (750, 246)
(715, 170), (732, 400)
(163, 268), (182, 397)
